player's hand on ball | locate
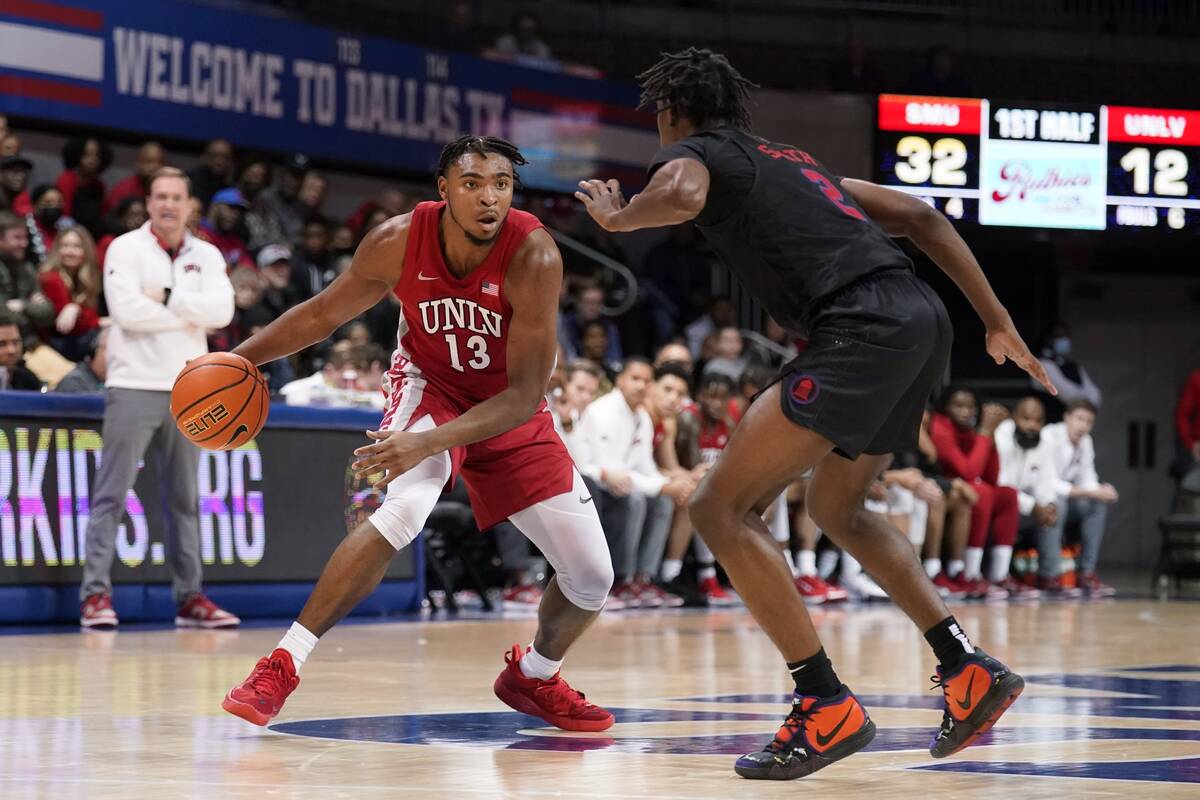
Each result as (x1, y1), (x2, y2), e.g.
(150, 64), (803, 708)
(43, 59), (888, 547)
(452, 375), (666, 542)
(352, 429), (431, 487)
(574, 179), (627, 231)
(986, 324), (1057, 396)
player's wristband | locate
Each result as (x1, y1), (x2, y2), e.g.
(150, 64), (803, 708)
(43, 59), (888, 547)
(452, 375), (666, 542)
(162, 287), (172, 305)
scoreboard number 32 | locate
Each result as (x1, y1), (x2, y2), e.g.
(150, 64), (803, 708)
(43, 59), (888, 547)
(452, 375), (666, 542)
(894, 136), (968, 186)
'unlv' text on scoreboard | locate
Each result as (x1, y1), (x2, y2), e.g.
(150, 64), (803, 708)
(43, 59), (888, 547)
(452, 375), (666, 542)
(875, 94), (1200, 232)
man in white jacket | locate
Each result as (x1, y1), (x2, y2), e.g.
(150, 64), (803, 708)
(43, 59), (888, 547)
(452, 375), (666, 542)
(572, 358), (692, 606)
(80, 167), (239, 629)
(993, 397), (1059, 597)
(1040, 398), (1119, 598)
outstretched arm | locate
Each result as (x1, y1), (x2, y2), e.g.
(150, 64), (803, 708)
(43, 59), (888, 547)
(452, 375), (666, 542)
(575, 158), (710, 232)
(841, 178), (1056, 395)
(352, 229), (563, 486)
(232, 216), (409, 366)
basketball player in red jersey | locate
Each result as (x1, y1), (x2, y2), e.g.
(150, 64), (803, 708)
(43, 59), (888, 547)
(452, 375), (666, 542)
(576, 49), (1055, 779)
(221, 136), (615, 732)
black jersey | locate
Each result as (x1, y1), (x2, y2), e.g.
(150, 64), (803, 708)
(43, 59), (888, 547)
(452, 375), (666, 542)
(648, 127), (913, 335)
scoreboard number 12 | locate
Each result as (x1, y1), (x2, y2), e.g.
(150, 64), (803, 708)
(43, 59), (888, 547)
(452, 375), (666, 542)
(1118, 147), (1188, 196)
(894, 136), (968, 186)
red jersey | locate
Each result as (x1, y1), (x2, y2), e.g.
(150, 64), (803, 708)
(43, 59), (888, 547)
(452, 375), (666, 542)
(698, 416), (733, 464)
(929, 412), (999, 485)
(652, 418), (666, 450)
(388, 201), (544, 412)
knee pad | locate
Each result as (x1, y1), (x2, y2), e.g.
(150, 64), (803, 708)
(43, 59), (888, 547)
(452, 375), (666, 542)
(368, 502), (423, 550)
(556, 551), (614, 611)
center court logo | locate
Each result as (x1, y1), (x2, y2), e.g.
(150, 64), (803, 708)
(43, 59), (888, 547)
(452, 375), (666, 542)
(268, 666), (1200, 785)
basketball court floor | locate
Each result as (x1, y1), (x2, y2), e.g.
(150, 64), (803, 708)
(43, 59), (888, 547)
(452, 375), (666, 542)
(2, 599), (1198, 799)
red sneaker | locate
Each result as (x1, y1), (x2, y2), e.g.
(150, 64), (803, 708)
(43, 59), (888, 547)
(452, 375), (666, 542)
(610, 580), (642, 609)
(502, 583), (543, 610)
(1079, 572), (1116, 598)
(80, 593), (118, 629)
(699, 575), (741, 607)
(815, 576), (849, 603)
(638, 582), (685, 608)
(222, 648), (300, 726)
(795, 574), (828, 605)
(1038, 576), (1083, 599)
(999, 576), (1040, 600)
(932, 572), (966, 600)
(493, 645), (614, 732)
(176, 593), (240, 629)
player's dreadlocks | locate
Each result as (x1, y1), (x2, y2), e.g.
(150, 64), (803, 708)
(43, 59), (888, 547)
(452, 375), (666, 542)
(436, 135), (528, 184)
(637, 47), (758, 131)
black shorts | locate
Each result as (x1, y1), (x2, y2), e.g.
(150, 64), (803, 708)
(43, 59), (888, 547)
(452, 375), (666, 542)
(772, 268), (953, 460)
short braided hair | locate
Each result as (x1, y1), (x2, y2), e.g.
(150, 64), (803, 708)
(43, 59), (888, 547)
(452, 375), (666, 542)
(637, 47), (758, 131)
(436, 135), (527, 185)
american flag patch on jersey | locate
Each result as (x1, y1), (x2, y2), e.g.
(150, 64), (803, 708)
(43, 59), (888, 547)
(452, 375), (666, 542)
(481, 280), (499, 297)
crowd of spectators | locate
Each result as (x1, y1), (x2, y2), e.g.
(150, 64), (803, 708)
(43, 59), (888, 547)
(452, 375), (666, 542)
(0, 115), (1144, 612)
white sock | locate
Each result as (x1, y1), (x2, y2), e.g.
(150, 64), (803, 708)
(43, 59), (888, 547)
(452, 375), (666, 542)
(923, 558), (942, 578)
(988, 545), (1014, 584)
(697, 565), (717, 580)
(660, 558), (683, 582)
(964, 547), (984, 580)
(841, 552), (862, 579)
(277, 621), (319, 672)
(782, 549), (799, 577)
(519, 643), (562, 681)
(817, 549), (839, 580)
(947, 559), (965, 578)
(797, 550), (817, 577)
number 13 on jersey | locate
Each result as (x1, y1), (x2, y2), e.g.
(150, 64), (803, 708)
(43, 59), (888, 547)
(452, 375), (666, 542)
(444, 333), (491, 372)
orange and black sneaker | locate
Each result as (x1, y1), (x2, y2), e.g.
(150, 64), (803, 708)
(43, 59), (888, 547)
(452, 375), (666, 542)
(493, 645), (615, 732)
(929, 648), (1024, 758)
(734, 685), (876, 780)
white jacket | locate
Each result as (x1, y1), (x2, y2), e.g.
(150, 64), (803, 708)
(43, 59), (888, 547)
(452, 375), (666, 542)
(994, 418), (1061, 515)
(573, 390), (667, 496)
(1041, 422), (1101, 496)
(104, 222), (234, 391)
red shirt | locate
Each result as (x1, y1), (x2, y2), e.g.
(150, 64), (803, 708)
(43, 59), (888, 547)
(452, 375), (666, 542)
(11, 190), (32, 215)
(929, 412), (999, 484)
(1177, 369), (1200, 450)
(698, 416), (733, 464)
(96, 234), (115, 267)
(106, 174), (148, 213)
(55, 169), (105, 217)
(197, 221), (254, 270)
(38, 270), (100, 336)
(388, 201), (543, 412)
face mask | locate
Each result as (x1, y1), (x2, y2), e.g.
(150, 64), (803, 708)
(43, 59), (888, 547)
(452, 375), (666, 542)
(1015, 428), (1041, 450)
(1053, 336), (1071, 358)
(37, 207), (63, 227)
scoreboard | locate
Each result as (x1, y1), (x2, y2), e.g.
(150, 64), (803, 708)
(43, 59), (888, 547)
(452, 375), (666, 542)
(876, 94), (1200, 232)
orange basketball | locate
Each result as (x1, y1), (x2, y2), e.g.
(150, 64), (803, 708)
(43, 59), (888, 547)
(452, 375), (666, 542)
(171, 352), (269, 450)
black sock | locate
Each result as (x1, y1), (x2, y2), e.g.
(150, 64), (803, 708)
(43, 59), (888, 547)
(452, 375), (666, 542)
(924, 616), (976, 670)
(786, 648), (841, 698)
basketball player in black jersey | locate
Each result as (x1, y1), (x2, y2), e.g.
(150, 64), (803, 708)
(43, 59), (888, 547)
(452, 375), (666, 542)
(576, 48), (1057, 781)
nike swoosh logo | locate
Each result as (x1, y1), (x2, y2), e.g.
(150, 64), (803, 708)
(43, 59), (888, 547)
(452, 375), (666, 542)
(955, 672), (976, 710)
(579, 496), (592, 504)
(417, 272), (438, 281)
(223, 424), (249, 448)
(814, 706), (856, 748)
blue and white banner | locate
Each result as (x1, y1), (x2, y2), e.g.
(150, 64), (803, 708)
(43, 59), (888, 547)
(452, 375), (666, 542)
(0, 0), (659, 191)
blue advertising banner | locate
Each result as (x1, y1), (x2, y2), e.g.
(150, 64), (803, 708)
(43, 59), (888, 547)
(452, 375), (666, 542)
(0, 0), (659, 190)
